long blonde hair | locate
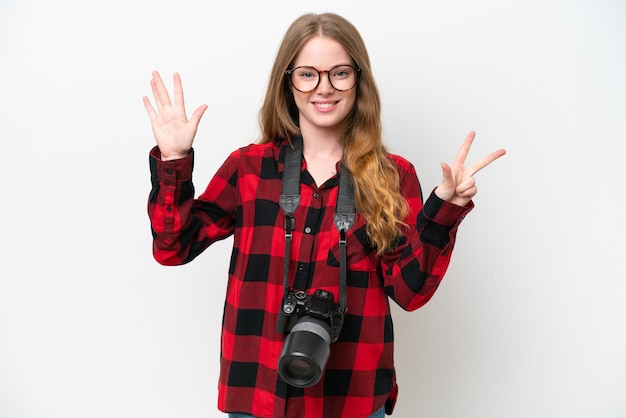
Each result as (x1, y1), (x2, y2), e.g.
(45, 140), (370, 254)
(259, 13), (409, 254)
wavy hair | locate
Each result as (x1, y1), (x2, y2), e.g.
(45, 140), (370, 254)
(259, 13), (409, 254)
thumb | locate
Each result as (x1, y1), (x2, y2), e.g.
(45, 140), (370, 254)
(189, 104), (208, 127)
(440, 162), (453, 188)
(435, 162), (455, 201)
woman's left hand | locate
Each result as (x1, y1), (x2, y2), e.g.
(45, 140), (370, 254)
(435, 131), (506, 207)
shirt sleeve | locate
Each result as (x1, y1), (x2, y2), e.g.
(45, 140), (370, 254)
(379, 160), (473, 311)
(147, 146), (239, 265)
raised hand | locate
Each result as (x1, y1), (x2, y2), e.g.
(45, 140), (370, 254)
(435, 131), (506, 207)
(143, 71), (208, 161)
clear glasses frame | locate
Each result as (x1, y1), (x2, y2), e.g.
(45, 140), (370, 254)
(285, 64), (361, 93)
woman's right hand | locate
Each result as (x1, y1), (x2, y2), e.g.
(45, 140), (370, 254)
(143, 71), (208, 161)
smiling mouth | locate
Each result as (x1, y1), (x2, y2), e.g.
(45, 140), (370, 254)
(313, 101), (338, 109)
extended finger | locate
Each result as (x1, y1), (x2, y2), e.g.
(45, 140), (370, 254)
(151, 71), (172, 110)
(467, 148), (507, 176)
(142, 96), (157, 119)
(173, 73), (187, 116)
(453, 131), (476, 165)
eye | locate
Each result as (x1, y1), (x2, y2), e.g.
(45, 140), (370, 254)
(331, 66), (352, 79)
(296, 67), (318, 80)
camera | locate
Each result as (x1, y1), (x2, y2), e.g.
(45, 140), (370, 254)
(276, 289), (345, 388)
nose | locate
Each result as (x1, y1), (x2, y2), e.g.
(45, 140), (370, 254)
(315, 70), (335, 93)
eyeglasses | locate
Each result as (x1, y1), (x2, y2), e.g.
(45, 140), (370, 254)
(286, 65), (361, 93)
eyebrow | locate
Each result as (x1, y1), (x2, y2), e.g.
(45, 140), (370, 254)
(290, 64), (355, 70)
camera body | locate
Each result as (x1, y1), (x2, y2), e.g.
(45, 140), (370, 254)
(276, 289), (345, 388)
(276, 289), (344, 342)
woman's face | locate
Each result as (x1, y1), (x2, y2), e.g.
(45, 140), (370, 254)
(289, 36), (357, 136)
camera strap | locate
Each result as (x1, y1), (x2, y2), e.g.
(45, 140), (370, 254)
(279, 135), (355, 314)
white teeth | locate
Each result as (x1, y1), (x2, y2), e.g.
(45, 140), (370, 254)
(315, 102), (335, 109)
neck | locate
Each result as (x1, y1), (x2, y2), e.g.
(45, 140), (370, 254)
(302, 137), (343, 159)
(299, 120), (346, 157)
(299, 130), (344, 187)
(300, 132), (344, 159)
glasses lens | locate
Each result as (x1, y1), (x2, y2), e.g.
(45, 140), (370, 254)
(328, 65), (358, 91)
(290, 67), (319, 93)
(290, 66), (358, 92)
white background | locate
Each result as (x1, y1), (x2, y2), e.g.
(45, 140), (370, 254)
(1, 1), (624, 417)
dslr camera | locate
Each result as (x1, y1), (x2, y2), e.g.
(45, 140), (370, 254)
(276, 289), (345, 388)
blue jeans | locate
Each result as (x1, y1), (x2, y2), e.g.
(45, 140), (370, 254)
(228, 405), (385, 417)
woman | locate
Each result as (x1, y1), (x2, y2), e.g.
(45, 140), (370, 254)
(144, 12), (505, 418)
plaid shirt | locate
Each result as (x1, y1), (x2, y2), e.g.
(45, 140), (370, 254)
(148, 138), (472, 418)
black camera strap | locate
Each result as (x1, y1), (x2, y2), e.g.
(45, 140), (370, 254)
(333, 158), (355, 314)
(279, 135), (355, 314)
(279, 137), (302, 297)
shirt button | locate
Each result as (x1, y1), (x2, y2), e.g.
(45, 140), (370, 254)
(298, 264), (304, 271)
(304, 226), (312, 234)
(313, 193), (320, 199)
(165, 168), (173, 175)
(166, 205), (172, 212)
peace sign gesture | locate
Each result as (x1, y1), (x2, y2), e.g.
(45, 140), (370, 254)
(143, 71), (208, 161)
(435, 131), (506, 207)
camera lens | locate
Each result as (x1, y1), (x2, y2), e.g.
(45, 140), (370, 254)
(277, 317), (332, 388)
(284, 358), (315, 381)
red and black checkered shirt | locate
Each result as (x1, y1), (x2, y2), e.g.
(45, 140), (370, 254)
(148, 138), (472, 418)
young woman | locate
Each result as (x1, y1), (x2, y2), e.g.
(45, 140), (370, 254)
(144, 12), (505, 418)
